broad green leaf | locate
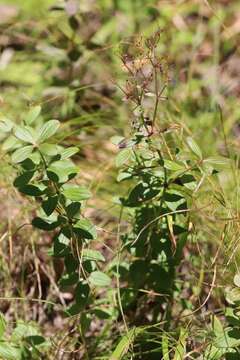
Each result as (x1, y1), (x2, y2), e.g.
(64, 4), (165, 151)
(75, 281), (90, 307)
(11, 321), (39, 341)
(117, 172), (132, 182)
(186, 137), (202, 159)
(0, 313), (6, 340)
(42, 195), (58, 216)
(47, 160), (78, 183)
(82, 249), (105, 262)
(0, 118), (13, 133)
(164, 160), (185, 171)
(14, 126), (35, 144)
(11, 145), (34, 163)
(203, 157), (231, 170)
(39, 143), (59, 156)
(0, 343), (21, 360)
(32, 216), (60, 231)
(25, 105), (41, 125)
(60, 146), (79, 159)
(13, 171), (34, 187)
(110, 327), (141, 360)
(93, 308), (112, 320)
(37, 120), (60, 143)
(115, 148), (132, 167)
(73, 218), (97, 239)
(2, 135), (20, 151)
(62, 185), (91, 201)
(26, 335), (46, 346)
(65, 303), (83, 317)
(225, 287), (240, 305)
(111, 135), (125, 145)
(18, 184), (43, 197)
(234, 274), (240, 288)
(89, 271), (111, 287)
(59, 272), (79, 287)
(66, 202), (81, 218)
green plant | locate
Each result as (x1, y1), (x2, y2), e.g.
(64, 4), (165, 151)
(109, 31), (232, 359)
(0, 107), (111, 327)
(0, 314), (49, 360)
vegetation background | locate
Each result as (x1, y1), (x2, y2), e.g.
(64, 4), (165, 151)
(0, 0), (239, 359)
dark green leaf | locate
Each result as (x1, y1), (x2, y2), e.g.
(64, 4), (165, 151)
(75, 281), (90, 307)
(42, 195), (58, 216)
(32, 217), (59, 231)
(73, 218), (97, 239)
(66, 202), (81, 218)
(59, 272), (79, 287)
(19, 184), (43, 196)
(13, 171), (34, 188)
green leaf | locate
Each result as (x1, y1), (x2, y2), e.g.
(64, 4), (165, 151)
(0, 313), (6, 340)
(0, 343), (21, 360)
(13, 171), (34, 188)
(73, 218), (97, 239)
(65, 303), (83, 317)
(18, 184), (43, 197)
(0, 117), (13, 133)
(59, 272), (79, 287)
(14, 126), (36, 144)
(32, 217), (59, 231)
(62, 185), (91, 201)
(60, 146), (79, 159)
(225, 287), (240, 305)
(47, 160), (78, 183)
(116, 148), (132, 167)
(75, 281), (90, 307)
(93, 308), (112, 320)
(89, 271), (111, 287)
(203, 157), (231, 170)
(2, 135), (20, 151)
(26, 335), (46, 346)
(42, 196), (58, 216)
(110, 327), (141, 360)
(82, 249), (105, 262)
(186, 137), (202, 159)
(66, 202), (81, 218)
(164, 160), (185, 171)
(25, 105), (41, 125)
(11, 145), (34, 163)
(234, 274), (240, 288)
(173, 328), (188, 360)
(162, 333), (170, 360)
(111, 135), (125, 145)
(39, 143), (59, 156)
(37, 120), (60, 144)
(11, 321), (39, 341)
